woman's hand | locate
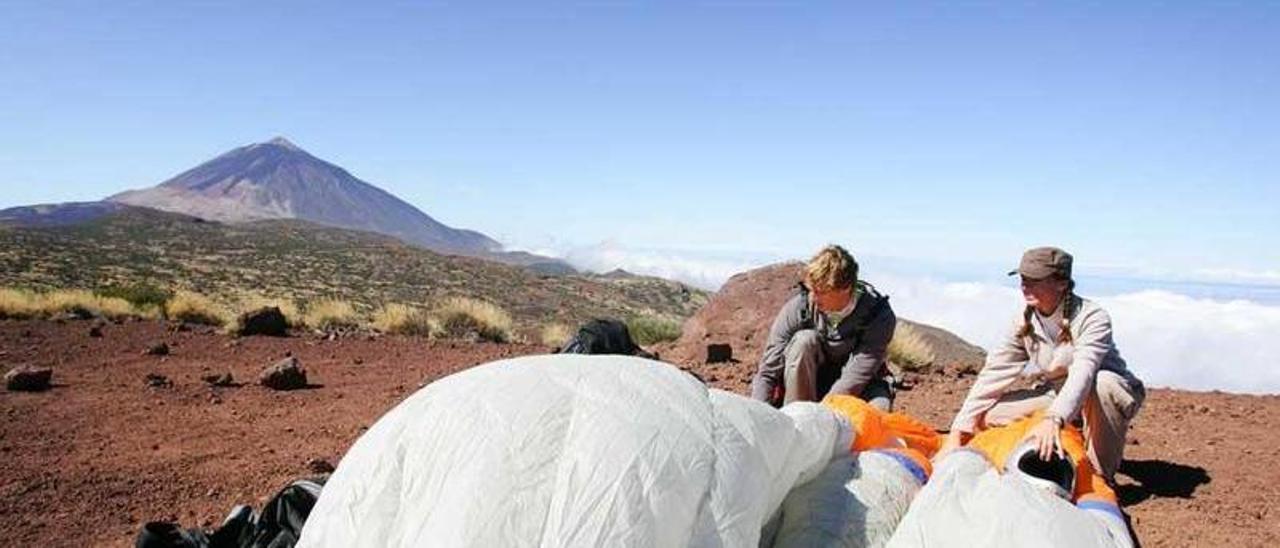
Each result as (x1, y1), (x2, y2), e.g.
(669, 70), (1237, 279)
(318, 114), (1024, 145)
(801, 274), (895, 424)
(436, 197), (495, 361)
(935, 430), (967, 460)
(1023, 416), (1064, 461)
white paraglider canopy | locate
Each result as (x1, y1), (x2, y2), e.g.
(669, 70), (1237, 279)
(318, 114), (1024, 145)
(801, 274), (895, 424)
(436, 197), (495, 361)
(298, 354), (855, 548)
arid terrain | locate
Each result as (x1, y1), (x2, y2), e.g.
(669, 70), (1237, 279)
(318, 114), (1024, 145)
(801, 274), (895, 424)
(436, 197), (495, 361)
(0, 207), (706, 334)
(1, 317), (1276, 547)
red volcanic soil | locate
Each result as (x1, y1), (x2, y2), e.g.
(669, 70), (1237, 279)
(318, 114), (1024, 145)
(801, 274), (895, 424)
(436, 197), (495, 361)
(0, 319), (545, 547)
(1, 317), (1278, 547)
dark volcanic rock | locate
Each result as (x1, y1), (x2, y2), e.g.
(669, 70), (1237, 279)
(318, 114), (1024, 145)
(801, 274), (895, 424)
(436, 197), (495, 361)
(201, 372), (235, 387)
(705, 343), (734, 364)
(144, 373), (172, 388)
(236, 307), (289, 337)
(5, 366), (53, 392)
(259, 357), (307, 391)
(143, 342), (170, 356)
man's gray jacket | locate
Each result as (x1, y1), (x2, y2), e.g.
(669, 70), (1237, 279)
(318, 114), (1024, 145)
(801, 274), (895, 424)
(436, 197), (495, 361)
(750, 283), (896, 406)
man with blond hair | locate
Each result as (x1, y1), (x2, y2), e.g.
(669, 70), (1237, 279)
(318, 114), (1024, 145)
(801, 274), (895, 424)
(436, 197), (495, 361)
(751, 245), (897, 410)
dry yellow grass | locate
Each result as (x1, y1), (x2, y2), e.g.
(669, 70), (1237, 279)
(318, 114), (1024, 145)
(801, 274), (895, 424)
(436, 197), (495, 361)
(42, 290), (137, 319)
(435, 297), (513, 343)
(132, 304), (165, 321)
(540, 323), (573, 347)
(166, 290), (229, 326)
(371, 303), (438, 336)
(303, 298), (359, 331)
(0, 288), (43, 319)
(0, 288), (140, 320)
(888, 321), (937, 372)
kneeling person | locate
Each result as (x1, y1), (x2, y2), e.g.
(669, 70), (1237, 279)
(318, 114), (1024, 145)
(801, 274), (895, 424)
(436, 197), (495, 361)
(751, 245), (897, 410)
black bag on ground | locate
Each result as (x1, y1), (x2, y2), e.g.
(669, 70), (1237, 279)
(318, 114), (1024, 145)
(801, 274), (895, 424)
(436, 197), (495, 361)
(557, 318), (655, 358)
(136, 477), (326, 548)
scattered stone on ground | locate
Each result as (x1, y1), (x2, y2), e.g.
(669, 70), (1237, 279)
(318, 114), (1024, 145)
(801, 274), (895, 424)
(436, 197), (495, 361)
(57, 308), (95, 321)
(143, 342), (170, 356)
(201, 373), (235, 387)
(705, 343), (733, 363)
(235, 307), (289, 337)
(144, 373), (172, 388)
(4, 365), (52, 392)
(259, 357), (308, 391)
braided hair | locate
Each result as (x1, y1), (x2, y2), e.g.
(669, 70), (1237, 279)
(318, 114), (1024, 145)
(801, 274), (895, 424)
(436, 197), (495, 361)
(1017, 278), (1079, 344)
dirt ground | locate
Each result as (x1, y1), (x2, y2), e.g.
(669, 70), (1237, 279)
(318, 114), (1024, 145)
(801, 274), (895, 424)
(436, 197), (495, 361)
(2, 320), (1277, 547)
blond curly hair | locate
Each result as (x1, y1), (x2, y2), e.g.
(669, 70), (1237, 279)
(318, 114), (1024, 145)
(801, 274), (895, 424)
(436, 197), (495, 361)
(804, 244), (859, 291)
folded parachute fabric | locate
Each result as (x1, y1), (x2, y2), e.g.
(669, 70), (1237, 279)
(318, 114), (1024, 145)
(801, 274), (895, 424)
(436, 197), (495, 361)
(764, 396), (940, 548)
(768, 448), (928, 548)
(297, 355), (935, 548)
(822, 395), (940, 476)
(885, 413), (1133, 548)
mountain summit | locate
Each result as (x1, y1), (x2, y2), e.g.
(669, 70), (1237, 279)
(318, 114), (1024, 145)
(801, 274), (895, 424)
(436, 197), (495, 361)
(108, 138), (500, 255)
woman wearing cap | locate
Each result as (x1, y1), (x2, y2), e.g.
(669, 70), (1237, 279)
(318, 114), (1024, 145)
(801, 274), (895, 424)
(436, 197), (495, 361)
(937, 247), (1145, 483)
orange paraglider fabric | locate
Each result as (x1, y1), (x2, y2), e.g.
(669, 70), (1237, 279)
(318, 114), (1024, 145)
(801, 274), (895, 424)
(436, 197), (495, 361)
(965, 411), (1116, 504)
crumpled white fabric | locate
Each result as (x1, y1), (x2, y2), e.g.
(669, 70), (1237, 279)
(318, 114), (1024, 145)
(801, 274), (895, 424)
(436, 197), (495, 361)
(297, 355), (856, 548)
(886, 450), (1133, 548)
(770, 451), (924, 548)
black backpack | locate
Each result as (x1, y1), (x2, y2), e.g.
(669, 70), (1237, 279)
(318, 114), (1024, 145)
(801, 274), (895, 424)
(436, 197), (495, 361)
(136, 477), (325, 548)
(557, 318), (655, 359)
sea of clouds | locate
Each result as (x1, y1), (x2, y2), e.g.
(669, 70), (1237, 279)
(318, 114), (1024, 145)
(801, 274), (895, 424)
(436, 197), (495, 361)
(556, 243), (1280, 395)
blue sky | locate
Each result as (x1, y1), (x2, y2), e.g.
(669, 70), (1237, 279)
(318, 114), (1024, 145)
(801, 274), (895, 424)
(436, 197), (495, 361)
(3, 1), (1278, 287)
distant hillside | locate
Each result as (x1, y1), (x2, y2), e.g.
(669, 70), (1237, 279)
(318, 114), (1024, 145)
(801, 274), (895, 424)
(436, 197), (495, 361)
(107, 137), (501, 255)
(0, 202), (131, 227)
(0, 207), (706, 330)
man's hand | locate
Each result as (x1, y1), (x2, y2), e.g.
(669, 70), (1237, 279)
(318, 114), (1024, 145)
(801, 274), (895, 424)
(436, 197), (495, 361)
(1023, 416), (1064, 461)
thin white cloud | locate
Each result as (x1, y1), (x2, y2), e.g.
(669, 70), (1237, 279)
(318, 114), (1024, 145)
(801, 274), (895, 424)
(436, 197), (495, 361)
(1073, 263), (1280, 287)
(558, 241), (773, 291)
(1187, 267), (1280, 285)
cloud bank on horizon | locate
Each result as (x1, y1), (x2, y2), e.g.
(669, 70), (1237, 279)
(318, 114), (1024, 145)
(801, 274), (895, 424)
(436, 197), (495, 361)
(540, 241), (788, 292)
(556, 242), (1280, 395)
